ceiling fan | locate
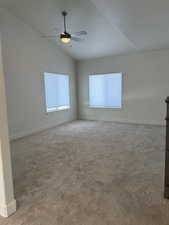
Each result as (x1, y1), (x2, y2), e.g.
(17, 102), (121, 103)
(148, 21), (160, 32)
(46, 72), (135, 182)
(41, 11), (87, 44)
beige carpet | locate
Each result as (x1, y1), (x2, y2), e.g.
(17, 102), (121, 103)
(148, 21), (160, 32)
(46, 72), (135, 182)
(0, 120), (168, 225)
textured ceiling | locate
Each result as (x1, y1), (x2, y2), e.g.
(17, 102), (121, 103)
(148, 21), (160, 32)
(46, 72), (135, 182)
(0, 0), (169, 59)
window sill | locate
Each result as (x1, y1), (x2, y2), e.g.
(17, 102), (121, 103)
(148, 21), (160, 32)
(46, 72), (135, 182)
(88, 106), (122, 110)
(46, 106), (70, 113)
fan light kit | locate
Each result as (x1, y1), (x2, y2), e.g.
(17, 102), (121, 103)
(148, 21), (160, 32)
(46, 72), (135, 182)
(60, 11), (71, 43)
(41, 10), (87, 44)
(60, 32), (71, 43)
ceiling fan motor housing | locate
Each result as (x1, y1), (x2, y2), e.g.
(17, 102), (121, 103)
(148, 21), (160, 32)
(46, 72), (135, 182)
(60, 32), (71, 40)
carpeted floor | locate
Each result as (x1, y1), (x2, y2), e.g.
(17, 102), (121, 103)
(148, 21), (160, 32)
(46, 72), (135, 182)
(0, 120), (168, 225)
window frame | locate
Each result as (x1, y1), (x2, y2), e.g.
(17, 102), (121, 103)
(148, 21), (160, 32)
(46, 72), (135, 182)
(88, 72), (123, 110)
(43, 72), (71, 113)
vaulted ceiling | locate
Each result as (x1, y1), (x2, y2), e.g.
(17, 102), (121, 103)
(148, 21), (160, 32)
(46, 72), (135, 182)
(0, 0), (169, 59)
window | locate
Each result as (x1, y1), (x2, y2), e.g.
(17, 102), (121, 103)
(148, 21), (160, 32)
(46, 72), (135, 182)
(89, 73), (122, 108)
(44, 73), (70, 112)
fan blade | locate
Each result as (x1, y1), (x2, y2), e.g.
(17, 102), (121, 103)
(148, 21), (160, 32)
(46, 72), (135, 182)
(41, 34), (60, 38)
(72, 30), (87, 36)
(71, 36), (83, 42)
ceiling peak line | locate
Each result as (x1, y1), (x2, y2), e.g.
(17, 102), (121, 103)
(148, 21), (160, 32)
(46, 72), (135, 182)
(89, 0), (137, 49)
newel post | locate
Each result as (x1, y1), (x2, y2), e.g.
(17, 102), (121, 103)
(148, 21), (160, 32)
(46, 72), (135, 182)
(164, 97), (169, 198)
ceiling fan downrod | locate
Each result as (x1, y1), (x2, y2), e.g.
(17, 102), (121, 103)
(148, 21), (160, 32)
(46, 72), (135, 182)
(62, 11), (68, 33)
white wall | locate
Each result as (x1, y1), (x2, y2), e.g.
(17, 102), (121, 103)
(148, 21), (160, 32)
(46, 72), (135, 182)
(77, 50), (169, 125)
(0, 9), (77, 139)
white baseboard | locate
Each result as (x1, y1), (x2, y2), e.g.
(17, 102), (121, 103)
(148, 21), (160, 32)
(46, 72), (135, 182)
(10, 126), (51, 140)
(78, 117), (165, 126)
(106, 119), (165, 126)
(10, 118), (164, 141)
(10, 119), (76, 141)
(0, 199), (16, 217)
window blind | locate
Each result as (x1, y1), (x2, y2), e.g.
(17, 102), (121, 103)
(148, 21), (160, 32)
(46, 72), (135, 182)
(89, 73), (122, 108)
(44, 73), (70, 112)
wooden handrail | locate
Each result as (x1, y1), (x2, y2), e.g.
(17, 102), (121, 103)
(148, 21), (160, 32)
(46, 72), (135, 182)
(164, 96), (169, 198)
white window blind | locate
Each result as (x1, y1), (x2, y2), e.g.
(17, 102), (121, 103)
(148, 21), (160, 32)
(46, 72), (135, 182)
(44, 73), (70, 112)
(89, 73), (122, 108)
